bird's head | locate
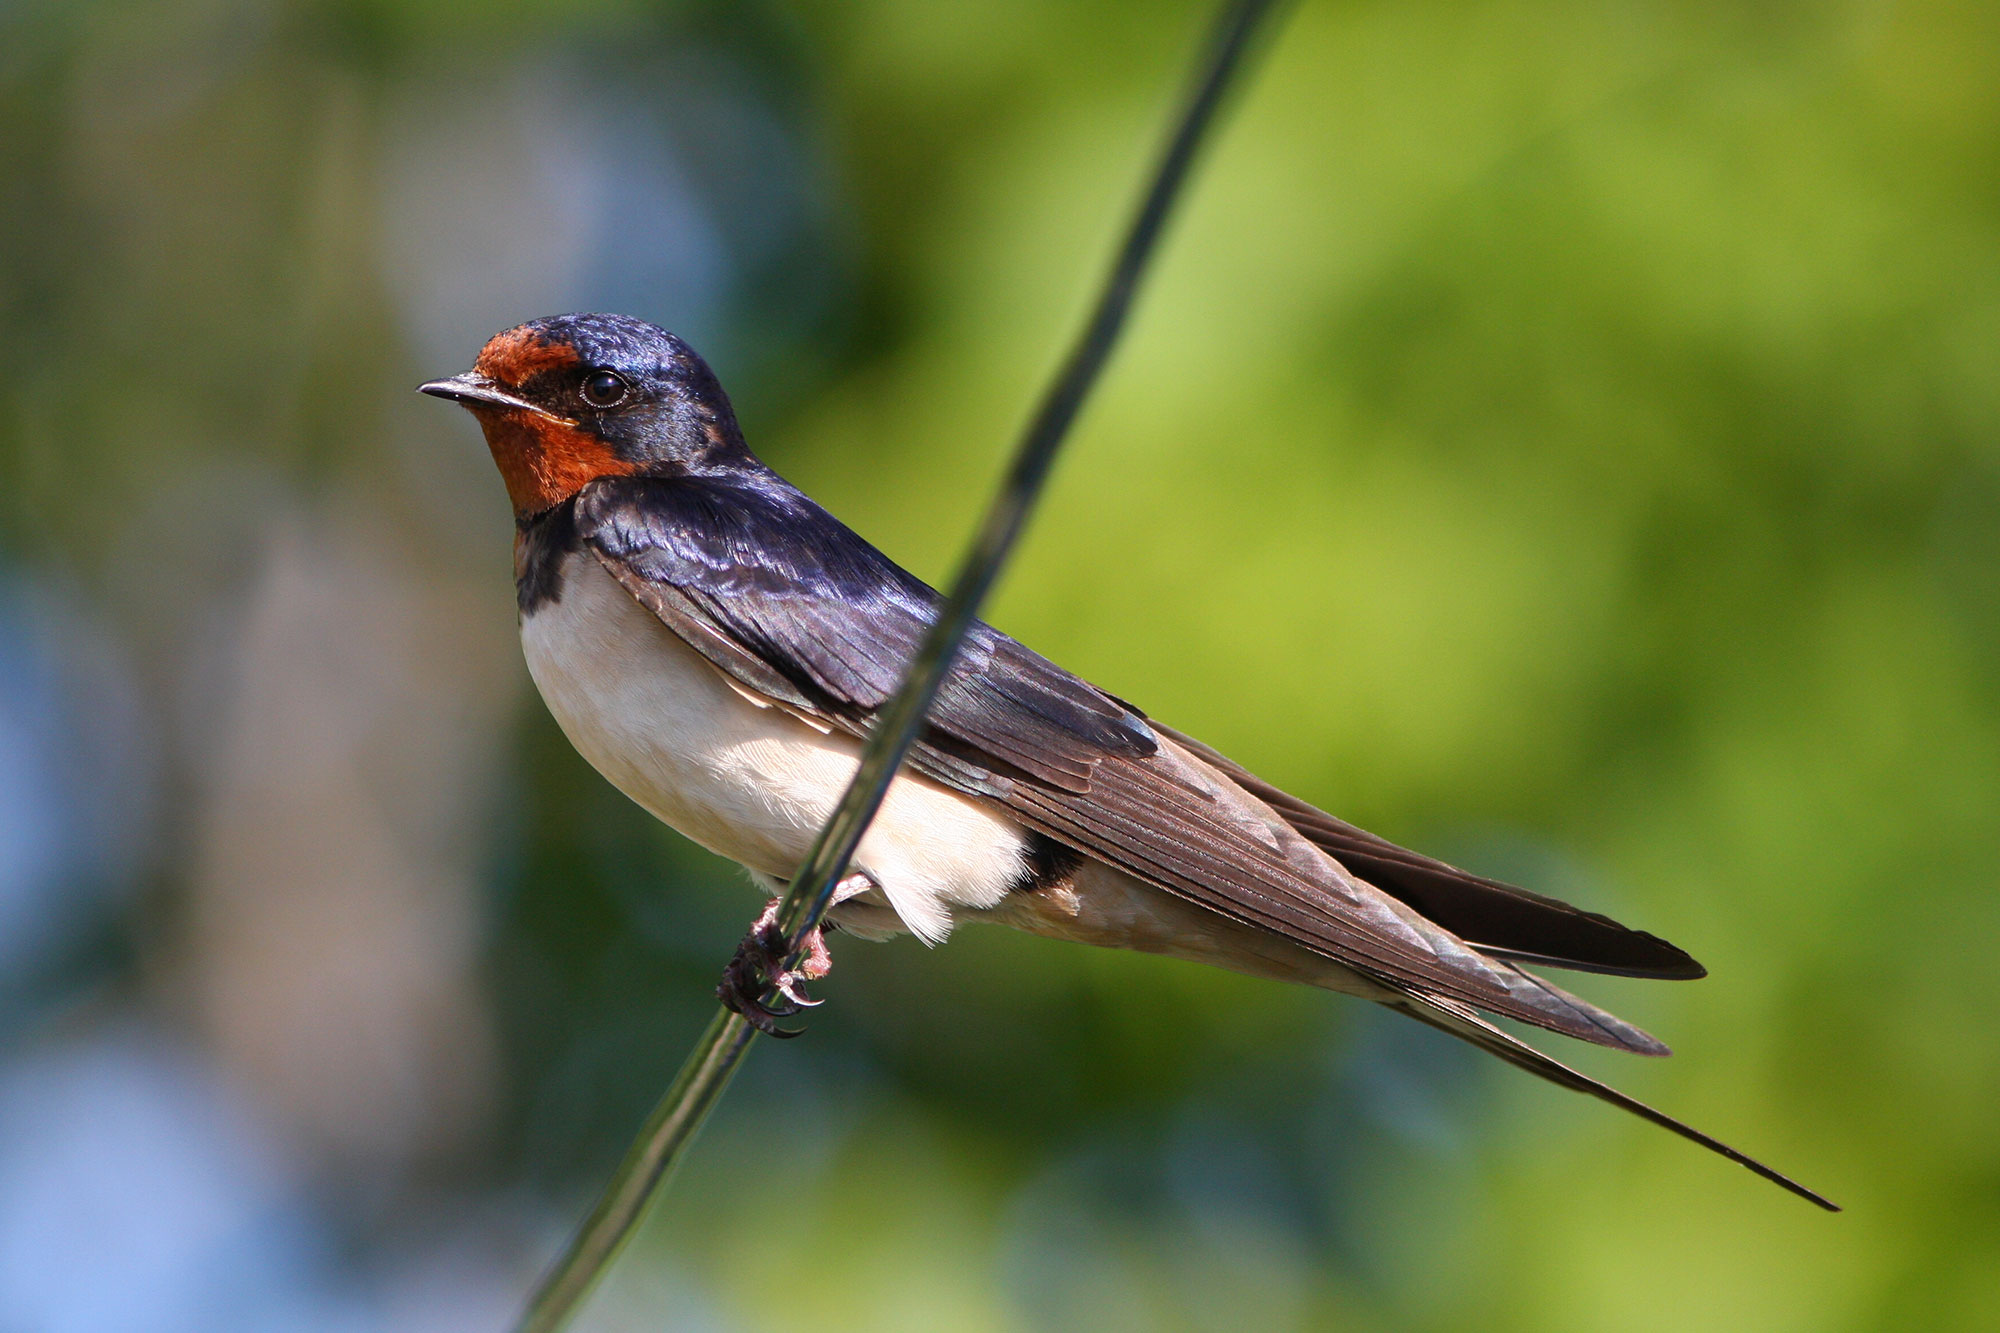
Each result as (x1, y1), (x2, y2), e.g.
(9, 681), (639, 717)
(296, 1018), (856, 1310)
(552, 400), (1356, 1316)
(419, 313), (748, 518)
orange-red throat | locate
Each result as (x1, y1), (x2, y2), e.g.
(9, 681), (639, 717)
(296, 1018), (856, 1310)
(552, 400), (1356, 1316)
(468, 402), (637, 519)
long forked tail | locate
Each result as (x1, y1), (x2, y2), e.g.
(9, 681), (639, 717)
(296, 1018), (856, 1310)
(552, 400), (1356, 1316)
(1396, 994), (1839, 1211)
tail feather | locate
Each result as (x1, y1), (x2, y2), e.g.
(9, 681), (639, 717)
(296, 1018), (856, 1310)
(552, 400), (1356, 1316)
(1361, 883), (1673, 1056)
(1395, 994), (1839, 1211)
(1490, 961), (1671, 1057)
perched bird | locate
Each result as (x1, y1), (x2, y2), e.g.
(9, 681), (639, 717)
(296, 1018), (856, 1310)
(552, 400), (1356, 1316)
(421, 312), (1833, 1210)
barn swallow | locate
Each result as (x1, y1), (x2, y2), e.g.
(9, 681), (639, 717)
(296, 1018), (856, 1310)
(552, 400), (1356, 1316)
(420, 312), (1834, 1210)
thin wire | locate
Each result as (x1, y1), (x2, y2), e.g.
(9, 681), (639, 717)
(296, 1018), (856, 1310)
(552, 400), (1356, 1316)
(514, 3), (1285, 1329)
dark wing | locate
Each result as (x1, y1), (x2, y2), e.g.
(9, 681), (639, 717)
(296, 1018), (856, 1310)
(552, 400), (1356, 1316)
(1155, 725), (1706, 980)
(577, 475), (1670, 1052)
(576, 474), (1155, 798)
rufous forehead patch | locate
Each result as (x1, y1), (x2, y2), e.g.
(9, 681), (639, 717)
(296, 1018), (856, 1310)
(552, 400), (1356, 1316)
(474, 326), (581, 386)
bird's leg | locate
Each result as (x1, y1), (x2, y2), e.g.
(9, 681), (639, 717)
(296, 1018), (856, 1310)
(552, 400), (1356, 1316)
(771, 920), (833, 1008)
(716, 873), (868, 1037)
(717, 898), (801, 1036)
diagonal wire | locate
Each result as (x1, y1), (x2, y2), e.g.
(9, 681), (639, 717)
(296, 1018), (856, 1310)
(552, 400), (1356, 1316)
(513, 2), (1285, 1329)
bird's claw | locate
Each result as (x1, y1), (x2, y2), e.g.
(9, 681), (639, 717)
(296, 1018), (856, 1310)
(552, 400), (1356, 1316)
(717, 898), (831, 1037)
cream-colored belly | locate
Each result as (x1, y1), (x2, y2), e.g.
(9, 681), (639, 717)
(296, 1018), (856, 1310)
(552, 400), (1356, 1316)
(519, 551), (1032, 942)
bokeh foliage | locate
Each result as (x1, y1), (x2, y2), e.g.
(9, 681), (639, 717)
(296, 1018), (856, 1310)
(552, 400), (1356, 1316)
(2, 1), (1996, 1329)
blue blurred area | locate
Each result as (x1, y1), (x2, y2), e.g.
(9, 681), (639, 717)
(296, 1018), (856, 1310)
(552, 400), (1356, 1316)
(1, 0), (1997, 1329)
(0, 587), (95, 981)
(0, 579), (149, 996)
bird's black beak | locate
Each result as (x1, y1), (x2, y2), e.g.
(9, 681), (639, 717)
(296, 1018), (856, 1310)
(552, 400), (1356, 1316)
(417, 372), (540, 413)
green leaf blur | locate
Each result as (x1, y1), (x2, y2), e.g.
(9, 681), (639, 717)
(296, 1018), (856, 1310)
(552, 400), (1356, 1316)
(1, 1), (1994, 1329)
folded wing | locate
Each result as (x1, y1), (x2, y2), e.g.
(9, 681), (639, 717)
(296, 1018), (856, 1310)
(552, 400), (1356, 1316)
(576, 475), (1681, 1050)
(1157, 725), (1706, 980)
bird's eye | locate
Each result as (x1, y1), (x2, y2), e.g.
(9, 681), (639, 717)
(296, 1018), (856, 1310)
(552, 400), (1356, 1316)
(581, 369), (628, 409)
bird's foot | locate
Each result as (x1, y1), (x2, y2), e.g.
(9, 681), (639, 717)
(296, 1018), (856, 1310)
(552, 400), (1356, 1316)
(717, 897), (834, 1038)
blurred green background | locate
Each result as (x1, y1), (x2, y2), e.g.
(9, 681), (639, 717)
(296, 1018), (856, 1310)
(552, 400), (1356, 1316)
(2, 0), (1996, 1328)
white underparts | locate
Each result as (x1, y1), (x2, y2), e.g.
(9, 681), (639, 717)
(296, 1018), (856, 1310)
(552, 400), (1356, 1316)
(519, 551), (1033, 943)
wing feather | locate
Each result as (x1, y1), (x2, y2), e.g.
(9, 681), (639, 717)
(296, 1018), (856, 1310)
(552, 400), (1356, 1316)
(1155, 725), (1706, 979)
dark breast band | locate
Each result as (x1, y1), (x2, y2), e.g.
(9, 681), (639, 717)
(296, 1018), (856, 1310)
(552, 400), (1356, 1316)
(515, 498), (582, 617)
